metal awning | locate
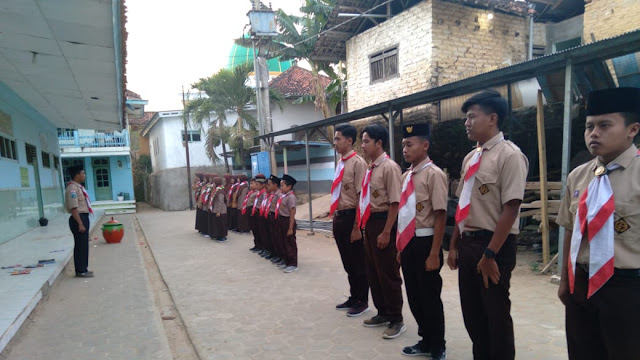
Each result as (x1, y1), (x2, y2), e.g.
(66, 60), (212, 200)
(0, 0), (126, 131)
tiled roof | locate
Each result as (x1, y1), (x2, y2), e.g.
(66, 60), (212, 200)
(125, 89), (142, 99)
(268, 66), (331, 98)
(129, 111), (156, 126)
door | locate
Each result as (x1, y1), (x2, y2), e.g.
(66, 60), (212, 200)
(93, 158), (112, 201)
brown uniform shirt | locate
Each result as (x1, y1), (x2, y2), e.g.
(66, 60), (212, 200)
(245, 190), (257, 209)
(195, 183), (203, 208)
(235, 184), (248, 208)
(65, 181), (90, 214)
(369, 152), (402, 212)
(556, 144), (640, 269)
(456, 132), (529, 234)
(338, 150), (368, 210)
(402, 157), (449, 228)
(269, 189), (282, 213)
(212, 188), (227, 214)
(278, 191), (297, 217)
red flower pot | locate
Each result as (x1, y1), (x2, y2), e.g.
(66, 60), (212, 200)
(102, 217), (124, 244)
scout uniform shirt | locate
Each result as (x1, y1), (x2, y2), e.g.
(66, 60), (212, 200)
(402, 157), (449, 229)
(245, 187), (258, 210)
(455, 132), (529, 234)
(556, 144), (640, 269)
(369, 152), (402, 212)
(212, 187), (227, 214)
(65, 181), (90, 213)
(278, 191), (297, 217)
(338, 150), (368, 210)
(269, 189), (282, 214)
(236, 183), (248, 209)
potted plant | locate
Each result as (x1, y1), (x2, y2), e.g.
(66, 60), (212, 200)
(117, 192), (124, 201)
(39, 217), (48, 226)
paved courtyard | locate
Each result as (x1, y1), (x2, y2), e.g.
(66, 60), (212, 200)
(137, 208), (567, 360)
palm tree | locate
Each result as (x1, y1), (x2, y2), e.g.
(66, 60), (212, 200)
(186, 62), (283, 171)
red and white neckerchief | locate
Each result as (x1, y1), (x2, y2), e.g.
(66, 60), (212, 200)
(330, 152), (358, 217)
(194, 181), (203, 202)
(208, 186), (224, 211)
(252, 189), (266, 216)
(265, 191), (280, 218)
(202, 184), (213, 204)
(241, 190), (255, 215)
(260, 192), (274, 217)
(568, 156), (636, 298)
(228, 183), (239, 201)
(275, 191), (294, 218)
(68, 182), (93, 214)
(357, 153), (389, 229)
(396, 160), (433, 253)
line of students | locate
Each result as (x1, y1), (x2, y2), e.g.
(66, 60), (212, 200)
(193, 172), (299, 273)
(330, 89), (529, 360)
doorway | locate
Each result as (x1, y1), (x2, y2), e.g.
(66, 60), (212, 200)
(93, 158), (112, 201)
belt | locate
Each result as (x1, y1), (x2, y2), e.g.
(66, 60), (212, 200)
(578, 263), (640, 278)
(415, 228), (434, 237)
(462, 230), (494, 239)
(279, 215), (290, 219)
(370, 211), (388, 220)
(334, 208), (356, 217)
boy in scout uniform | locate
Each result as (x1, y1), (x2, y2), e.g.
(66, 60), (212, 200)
(358, 124), (405, 339)
(331, 124), (370, 316)
(236, 175), (252, 233)
(556, 87), (640, 360)
(250, 175), (267, 253)
(65, 166), (94, 278)
(447, 89), (529, 360)
(267, 175), (283, 264)
(257, 176), (276, 259)
(397, 123), (447, 359)
(277, 174), (298, 273)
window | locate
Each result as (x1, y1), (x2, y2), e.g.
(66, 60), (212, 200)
(41, 151), (51, 168)
(153, 138), (159, 155)
(53, 156), (59, 169)
(0, 135), (17, 160)
(182, 130), (201, 142)
(57, 128), (74, 138)
(370, 47), (398, 83)
(62, 159), (83, 184)
(25, 143), (37, 164)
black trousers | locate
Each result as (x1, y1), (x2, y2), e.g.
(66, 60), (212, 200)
(333, 212), (369, 304)
(279, 216), (297, 267)
(364, 216), (403, 322)
(401, 236), (445, 354)
(269, 212), (283, 258)
(69, 213), (90, 274)
(566, 265), (640, 360)
(458, 232), (516, 360)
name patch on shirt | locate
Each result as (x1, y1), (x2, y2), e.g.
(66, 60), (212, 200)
(479, 184), (490, 195)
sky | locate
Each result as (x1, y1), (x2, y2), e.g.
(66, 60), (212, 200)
(125, 0), (305, 111)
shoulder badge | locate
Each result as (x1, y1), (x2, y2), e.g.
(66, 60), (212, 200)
(70, 192), (77, 199)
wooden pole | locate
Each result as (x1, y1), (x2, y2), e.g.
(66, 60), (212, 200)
(536, 90), (550, 266)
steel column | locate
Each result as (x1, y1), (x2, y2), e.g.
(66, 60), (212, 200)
(305, 130), (314, 234)
(558, 60), (573, 274)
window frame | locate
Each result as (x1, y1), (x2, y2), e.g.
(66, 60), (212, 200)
(0, 135), (18, 161)
(41, 151), (51, 168)
(25, 143), (37, 165)
(369, 45), (399, 84)
(182, 130), (201, 143)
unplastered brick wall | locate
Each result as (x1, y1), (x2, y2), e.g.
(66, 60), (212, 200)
(584, 0), (640, 42)
(346, 0), (435, 111)
(431, 0), (534, 84)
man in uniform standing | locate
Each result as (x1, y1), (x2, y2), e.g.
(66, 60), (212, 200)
(250, 175), (267, 253)
(397, 123), (447, 359)
(447, 89), (528, 360)
(358, 124), (405, 339)
(331, 124), (370, 317)
(556, 87), (640, 360)
(65, 166), (94, 278)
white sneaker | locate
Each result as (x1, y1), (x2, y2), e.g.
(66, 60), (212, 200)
(283, 266), (298, 273)
(203, 234), (210, 238)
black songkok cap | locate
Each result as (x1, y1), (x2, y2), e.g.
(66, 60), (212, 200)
(281, 174), (297, 186)
(402, 123), (431, 139)
(586, 87), (640, 116)
(269, 175), (280, 185)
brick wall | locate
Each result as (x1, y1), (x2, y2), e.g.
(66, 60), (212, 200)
(346, 0), (540, 114)
(583, 0), (640, 42)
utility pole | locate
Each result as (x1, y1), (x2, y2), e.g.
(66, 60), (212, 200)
(182, 85), (193, 210)
(248, 3), (278, 176)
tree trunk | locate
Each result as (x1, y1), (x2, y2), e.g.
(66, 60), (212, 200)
(310, 60), (332, 119)
(221, 142), (230, 173)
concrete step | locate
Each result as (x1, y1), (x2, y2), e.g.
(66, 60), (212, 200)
(105, 209), (137, 215)
(93, 204), (136, 210)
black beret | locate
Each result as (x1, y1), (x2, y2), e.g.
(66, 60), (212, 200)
(402, 123), (431, 138)
(269, 175), (280, 184)
(586, 87), (640, 116)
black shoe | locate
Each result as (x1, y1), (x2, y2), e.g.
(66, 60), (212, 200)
(250, 247), (258, 252)
(260, 251), (270, 258)
(336, 298), (354, 311)
(430, 350), (446, 360)
(402, 342), (430, 357)
(76, 271), (94, 278)
(265, 254), (274, 260)
(270, 256), (281, 263)
(216, 237), (227, 242)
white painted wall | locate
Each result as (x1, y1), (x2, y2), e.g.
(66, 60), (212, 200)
(271, 100), (324, 142)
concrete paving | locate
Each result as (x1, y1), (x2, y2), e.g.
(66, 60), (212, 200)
(137, 207), (568, 360)
(0, 215), (172, 360)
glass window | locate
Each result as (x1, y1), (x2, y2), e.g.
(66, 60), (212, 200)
(41, 151), (51, 168)
(370, 47), (398, 83)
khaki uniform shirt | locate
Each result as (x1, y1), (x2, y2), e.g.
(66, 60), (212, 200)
(369, 152), (402, 212)
(65, 181), (90, 214)
(269, 189), (282, 213)
(212, 188), (227, 214)
(254, 189), (266, 213)
(402, 157), (449, 228)
(278, 191), (297, 217)
(195, 183), (203, 208)
(245, 190), (257, 209)
(556, 144), (640, 269)
(456, 132), (529, 234)
(235, 184), (248, 208)
(338, 150), (368, 210)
